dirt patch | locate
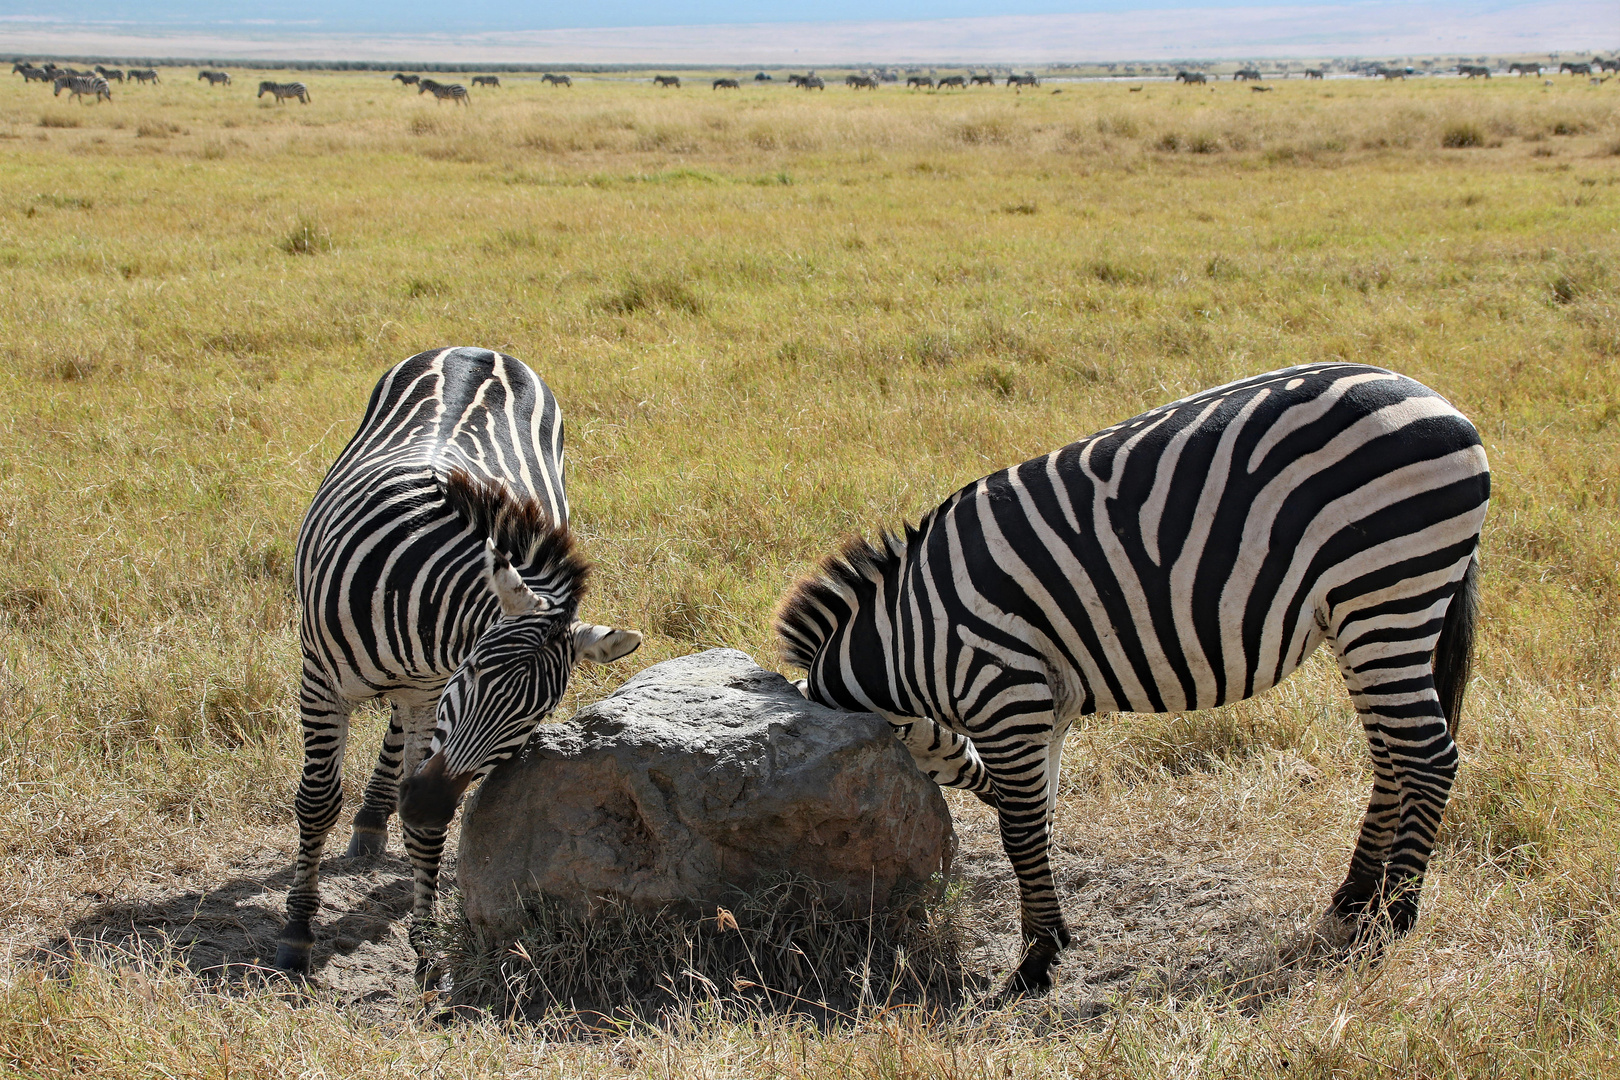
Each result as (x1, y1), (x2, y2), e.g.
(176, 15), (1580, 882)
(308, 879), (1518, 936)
(39, 794), (1328, 1019)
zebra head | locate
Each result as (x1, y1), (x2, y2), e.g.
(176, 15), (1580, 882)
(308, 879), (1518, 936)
(398, 520), (640, 831)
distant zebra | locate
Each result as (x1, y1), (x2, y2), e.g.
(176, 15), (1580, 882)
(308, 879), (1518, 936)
(1175, 70), (1208, 84)
(907, 75), (934, 89)
(1458, 65), (1491, 79)
(258, 80), (310, 104)
(1599, 59), (1620, 73)
(272, 347), (641, 975)
(846, 74), (878, 90)
(801, 74), (825, 90)
(971, 73), (995, 86)
(787, 74), (808, 87)
(54, 74), (112, 104)
(937, 75), (967, 89)
(1305, 68), (1325, 79)
(542, 73), (572, 86)
(392, 73), (420, 86)
(777, 363), (1489, 993)
(419, 79), (470, 106)
(199, 70), (231, 86)
(472, 75), (500, 88)
(95, 66), (125, 82)
(16, 64), (50, 83)
(131, 68), (159, 84)
(1508, 62), (1541, 76)
(653, 74), (681, 87)
(713, 77), (740, 89)
(1233, 68), (1263, 81)
(1560, 62), (1593, 76)
(1007, 72), (1038, 88)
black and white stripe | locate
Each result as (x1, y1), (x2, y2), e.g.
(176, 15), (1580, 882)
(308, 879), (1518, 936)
(54, 74), (112, 103)
(274, 347), (641, 974)
(777, 362), (1490, 992)
(418, 78), (470, 105)
(258, 80), (310, 104)
(198, 69), (231, 86)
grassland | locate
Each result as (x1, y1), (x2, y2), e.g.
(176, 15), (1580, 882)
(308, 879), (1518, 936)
(0, 67), (1617, 1077)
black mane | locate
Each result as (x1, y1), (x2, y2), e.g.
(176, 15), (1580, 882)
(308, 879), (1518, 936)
(774, 525), (914, 671)
(440, 467), (588, 608)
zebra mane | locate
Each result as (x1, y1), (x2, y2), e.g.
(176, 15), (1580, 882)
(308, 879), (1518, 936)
(439, 467), (588, 604)
(774, 525), (913, 671)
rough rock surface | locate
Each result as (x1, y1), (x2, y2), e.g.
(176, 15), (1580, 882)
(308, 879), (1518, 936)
(457, 649), (956, 937)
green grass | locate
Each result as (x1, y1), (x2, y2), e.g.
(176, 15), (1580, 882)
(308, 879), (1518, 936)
(0, 67), (1617, 1077)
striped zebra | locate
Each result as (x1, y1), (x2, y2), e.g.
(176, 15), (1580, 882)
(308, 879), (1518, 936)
(418, 79), (470, 105)
(274, 347), (641, 975)
(776, 362), (1489, 992)
(471, 75), (500, 88)
(198, 69), (231, 86)
(54, 74), (112, 103)
(95, 66), (125, 82)
(258, 80), (310, 104)
(131, 68), (160, 84)
(392, 73), (420, 85)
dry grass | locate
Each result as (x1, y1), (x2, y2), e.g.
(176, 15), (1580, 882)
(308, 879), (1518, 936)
(0, 67), (1617, 1077)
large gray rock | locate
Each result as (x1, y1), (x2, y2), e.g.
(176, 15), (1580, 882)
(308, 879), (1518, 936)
(458, 649), (955, 937)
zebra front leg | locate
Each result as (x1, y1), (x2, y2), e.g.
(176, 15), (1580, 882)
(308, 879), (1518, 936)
(346, 692), (438, 857)
(401, 818), (450, 983)
(276, 681), (352, 973)
(887, 716), (998, 806)
(986, 728), (1071, 993)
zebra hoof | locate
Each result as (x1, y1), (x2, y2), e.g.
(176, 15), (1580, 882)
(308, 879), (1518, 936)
(273, 929), (313, 975)
(345, 828), (389, 858)
(1002, 955), (1055, 997)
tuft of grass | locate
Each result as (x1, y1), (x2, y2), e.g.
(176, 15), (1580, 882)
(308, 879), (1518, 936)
(1442, 122), (1485, 148)
(38, 114), (79, 129)
(279, 215), (332, 255)
(597, 272), (706, 316)
(443, 874), (976, 1020)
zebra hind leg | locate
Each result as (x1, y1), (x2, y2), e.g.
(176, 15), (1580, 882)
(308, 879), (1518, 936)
(276, 681), (353, 973)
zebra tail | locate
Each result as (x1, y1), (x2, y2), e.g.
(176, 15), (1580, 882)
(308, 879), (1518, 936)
(1434, 552), (1481, 737)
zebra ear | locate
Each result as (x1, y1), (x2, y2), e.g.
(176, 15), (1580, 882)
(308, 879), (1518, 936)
(485, 538), (552, 618)
(572, 622), (642, 664)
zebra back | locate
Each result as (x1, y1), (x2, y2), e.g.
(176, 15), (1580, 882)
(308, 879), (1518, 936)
(297, 347), (567, 693)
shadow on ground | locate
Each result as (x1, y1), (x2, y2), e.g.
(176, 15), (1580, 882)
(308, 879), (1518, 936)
(36, 848), (423, 1007)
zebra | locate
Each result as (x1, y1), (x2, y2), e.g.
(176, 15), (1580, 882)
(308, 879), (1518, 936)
(1458, 65), (1491, 79)
(95, 66), (125, 82)
(54, 74), (112, 104)
(16, 64), (51, 83)
(713, 77), (741, 89)
(1305, 68), (1325, 79)
(776, 363), (1489, 993)
(273, 347), (641, 975)
(1233, 68), (1263, 81)
(937, 75), (967, 89)
(418, 79), (470, 106)
(971, 73), (996, 86)
(542, 73), (573, 86)
(907, 75), (934, 89)
(199, 70), (231, 86)
(472, 75), (500, 88)
(653, 74), (681, 87)
(1007, 72), (1038, 87)
(258, 80), (310, 104)
(392, 73), (420, 85)
(800, 74), (825, 90)
(845, 74), (878, 90)
(1508, 63), (1542, 76)
(1560, 62), (1593, 76)
(1175, 70), (1209, 84)
(131, 68), (159, 84)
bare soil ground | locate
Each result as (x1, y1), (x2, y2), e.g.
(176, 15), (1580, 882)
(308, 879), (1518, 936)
(36, 784), (1329, 1023)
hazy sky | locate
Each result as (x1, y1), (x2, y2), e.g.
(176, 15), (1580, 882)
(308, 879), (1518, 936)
(0, 0), (1560, 32)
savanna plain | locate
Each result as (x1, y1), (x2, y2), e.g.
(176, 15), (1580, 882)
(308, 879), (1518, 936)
(0, 68), (1617, 1077)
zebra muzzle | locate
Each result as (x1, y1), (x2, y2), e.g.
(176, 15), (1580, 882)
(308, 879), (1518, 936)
(397, 754), (474, 830)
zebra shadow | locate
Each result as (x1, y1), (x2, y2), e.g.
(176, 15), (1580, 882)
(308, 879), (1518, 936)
(36, 851), (419, 994)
